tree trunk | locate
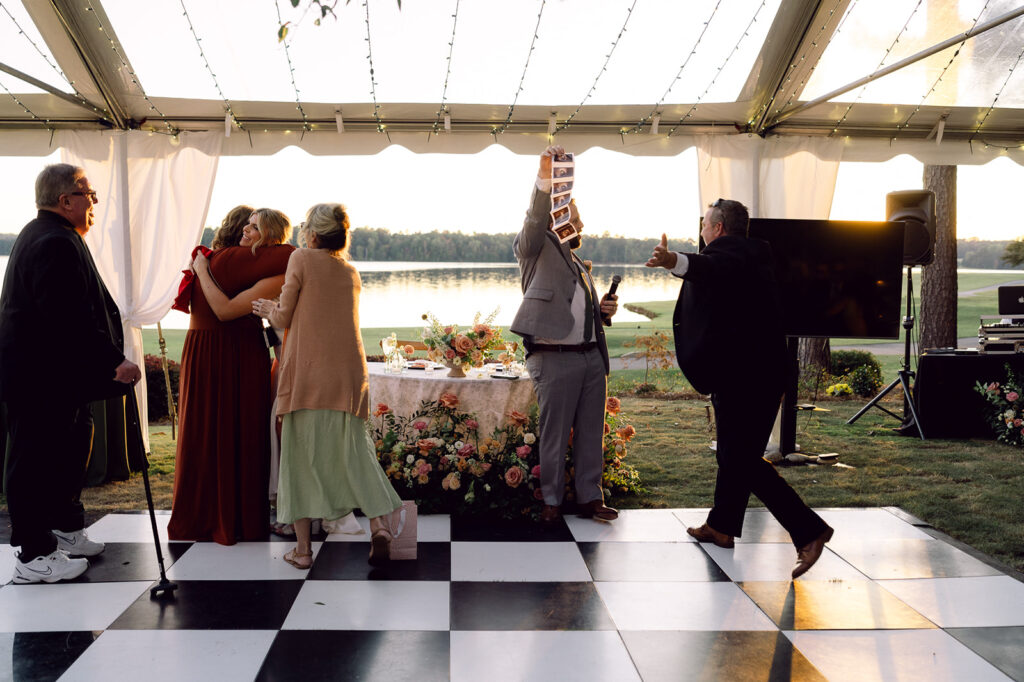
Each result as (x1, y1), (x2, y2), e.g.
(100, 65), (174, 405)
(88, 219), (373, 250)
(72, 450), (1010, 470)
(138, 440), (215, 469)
(920, 165), (957, 351)
(798, 337), (831, 388)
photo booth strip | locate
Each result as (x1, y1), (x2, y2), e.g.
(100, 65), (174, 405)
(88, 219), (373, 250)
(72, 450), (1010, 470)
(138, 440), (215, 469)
(550, 152), (577, 243)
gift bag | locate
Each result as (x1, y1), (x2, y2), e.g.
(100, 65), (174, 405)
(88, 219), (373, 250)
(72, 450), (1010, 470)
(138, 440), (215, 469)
(388, 501), (418, 561)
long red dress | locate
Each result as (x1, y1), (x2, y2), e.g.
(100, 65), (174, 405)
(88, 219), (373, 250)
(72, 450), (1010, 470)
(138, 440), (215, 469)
(168, 244), (295, 544)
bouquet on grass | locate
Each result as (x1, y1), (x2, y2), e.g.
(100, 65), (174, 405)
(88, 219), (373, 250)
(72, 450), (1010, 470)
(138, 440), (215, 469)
(975, 365), (1024, 447)
(420, 309), (505, 372)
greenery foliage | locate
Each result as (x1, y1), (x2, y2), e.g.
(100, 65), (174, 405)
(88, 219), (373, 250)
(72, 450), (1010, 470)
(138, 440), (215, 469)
(144, 354), (180, 421)
(847, 365), (883, 397)
(371, 393), (643, 520)
(831, 350), (882, 377)
(623, 331), (675, 385)
(975, 367), (1024, 447)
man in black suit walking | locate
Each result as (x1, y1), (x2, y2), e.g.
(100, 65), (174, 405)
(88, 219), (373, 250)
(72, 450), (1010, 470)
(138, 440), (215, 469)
(646, 198), (833, 579)
(0, 164), (141, 584)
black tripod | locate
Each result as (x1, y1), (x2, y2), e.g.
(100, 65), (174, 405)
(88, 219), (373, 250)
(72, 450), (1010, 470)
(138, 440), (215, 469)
(847, 265), (925, 439)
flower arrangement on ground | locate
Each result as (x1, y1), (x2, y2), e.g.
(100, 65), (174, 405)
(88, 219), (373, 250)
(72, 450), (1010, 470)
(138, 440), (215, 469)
(420, 310), (505, 371)
(825, 382), (853, 397)
(975, 367), (1024, 446)
(372, 392), (644, 520)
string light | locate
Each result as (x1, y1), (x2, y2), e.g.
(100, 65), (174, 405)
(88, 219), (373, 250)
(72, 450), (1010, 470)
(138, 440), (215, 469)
(626, 0), (723, 135)
(0, 76), (51, 129)
(273, 0), (311, 132)
(754, 0), (848, 131)
(180, 0), (242, 131)
(826, 0), (923, 137)
(970, 38), (1024, 145)
(556, 0), (637, 133)
(895, 0), (991, 136)
(495, 0), (546, 135)
(0, 0), (112, 122)
(431, 0), (460, 135)
(667, 0), (769, 137)
(84, 0), (176, 134)
(363, 0), (386, 134)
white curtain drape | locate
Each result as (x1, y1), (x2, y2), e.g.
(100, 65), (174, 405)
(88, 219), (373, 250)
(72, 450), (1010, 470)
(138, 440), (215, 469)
(58, 130), (222, 449)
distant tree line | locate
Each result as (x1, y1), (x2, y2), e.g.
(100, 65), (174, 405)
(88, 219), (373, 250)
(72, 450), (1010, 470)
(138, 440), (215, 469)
(4, 231), (1021, 268)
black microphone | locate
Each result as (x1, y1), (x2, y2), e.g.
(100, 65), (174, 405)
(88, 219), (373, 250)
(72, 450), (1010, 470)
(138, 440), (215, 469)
(601, 275), (621, 324)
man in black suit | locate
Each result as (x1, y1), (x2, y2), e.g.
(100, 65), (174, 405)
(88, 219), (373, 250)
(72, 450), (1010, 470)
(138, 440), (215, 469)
(0, 164), (141, 584)
(646, 198), (833, 579)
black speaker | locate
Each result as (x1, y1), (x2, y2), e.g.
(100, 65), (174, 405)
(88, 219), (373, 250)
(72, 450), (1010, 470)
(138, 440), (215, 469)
(886, 190), (936, 266)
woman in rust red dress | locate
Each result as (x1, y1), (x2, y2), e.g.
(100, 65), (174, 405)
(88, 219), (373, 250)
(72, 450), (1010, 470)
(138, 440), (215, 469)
(168, 208), (295, 544)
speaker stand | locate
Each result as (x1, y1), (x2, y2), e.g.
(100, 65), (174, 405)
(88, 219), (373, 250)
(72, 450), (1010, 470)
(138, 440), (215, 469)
(847, 265), (925, 439)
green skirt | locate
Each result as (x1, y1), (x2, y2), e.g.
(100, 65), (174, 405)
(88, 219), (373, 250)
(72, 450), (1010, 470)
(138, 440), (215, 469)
(277, 409), (401, 524)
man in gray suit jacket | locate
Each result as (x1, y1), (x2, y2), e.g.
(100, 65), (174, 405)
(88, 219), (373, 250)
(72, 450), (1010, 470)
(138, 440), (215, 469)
(510, 146), (619, 524)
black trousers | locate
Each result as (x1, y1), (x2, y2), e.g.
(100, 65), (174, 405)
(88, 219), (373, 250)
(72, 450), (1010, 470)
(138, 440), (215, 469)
(4, 400), (95, 560)
(706, 386), (827, 548)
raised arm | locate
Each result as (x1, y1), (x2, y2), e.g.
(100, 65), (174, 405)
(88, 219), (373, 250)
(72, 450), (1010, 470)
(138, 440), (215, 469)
(513, 145), (561, 261)
(193, 251), (285, 321)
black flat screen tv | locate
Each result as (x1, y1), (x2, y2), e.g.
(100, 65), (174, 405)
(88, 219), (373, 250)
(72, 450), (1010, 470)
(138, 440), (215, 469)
(744, 219), (906, 339)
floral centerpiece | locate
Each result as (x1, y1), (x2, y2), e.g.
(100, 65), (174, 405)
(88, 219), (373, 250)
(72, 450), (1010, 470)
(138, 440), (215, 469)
(420, 309), (505, 377)
(975, 366), (1024, 446)
(372, 393), (644, 520)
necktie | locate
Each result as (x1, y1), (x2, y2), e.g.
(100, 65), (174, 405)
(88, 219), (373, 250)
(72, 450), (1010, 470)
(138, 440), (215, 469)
(577, 261), (594, 342)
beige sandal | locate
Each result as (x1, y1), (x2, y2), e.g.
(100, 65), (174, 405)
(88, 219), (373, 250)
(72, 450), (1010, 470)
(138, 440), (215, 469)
(283, 547), (313, 569)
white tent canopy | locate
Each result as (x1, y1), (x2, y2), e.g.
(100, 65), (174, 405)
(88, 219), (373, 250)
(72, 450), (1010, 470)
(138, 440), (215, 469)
(2, 0), (1023, 431)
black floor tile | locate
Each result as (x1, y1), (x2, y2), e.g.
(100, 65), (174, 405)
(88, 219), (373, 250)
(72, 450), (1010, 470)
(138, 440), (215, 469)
(577, 542), (730, 582)
(0, 631), (98, 682)
(75, 542), (191, 583)
(451, 581), (615, 630)
(451, 515), (573, 542)
(946, 626), (1024, 681)
(621, 631), (827, 682)
(108, 580), (303, 630)
(256, 630), (450, 682)
(308, 542), (450, 581)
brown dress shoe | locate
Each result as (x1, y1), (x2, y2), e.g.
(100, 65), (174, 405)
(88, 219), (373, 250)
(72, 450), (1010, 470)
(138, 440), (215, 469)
(540, 505), (562, 524)
(577, 499), (618, 521)
(792, 526), (835, 579)
(686, 523), (735, 548)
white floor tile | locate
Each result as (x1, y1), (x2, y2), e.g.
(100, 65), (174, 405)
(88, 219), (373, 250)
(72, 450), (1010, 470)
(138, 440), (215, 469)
(818, 509), (934, 541)
(673, 509), (793, 543)
(282, 580), (450, 630)
(323, 513), (451, 543)
(879, 576), (1024, 628)
(451, 542), (591, 582)
(451, 631), (641, 682)
(595, 581), (777, 631)
(0, 545), (18, 586)
(60, 630), (277, 682)
(85, 513), (177, 544)
(0, 581), (151, 632)
(703, 543), (867, 582)
(829, 538), (1003, 580)
(582, 542), (732, 581)
(566, 509), (689, 542)
(786, 629), (1012, 682)
(166, 541), (323, 580)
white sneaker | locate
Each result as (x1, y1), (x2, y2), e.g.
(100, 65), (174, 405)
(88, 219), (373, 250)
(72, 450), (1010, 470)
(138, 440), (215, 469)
(12, 549), (89, 584)
(52, 528), (105, 557)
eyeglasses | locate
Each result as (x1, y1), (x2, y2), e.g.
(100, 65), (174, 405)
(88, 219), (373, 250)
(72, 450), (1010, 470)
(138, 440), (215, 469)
(69, 190), (98, 202)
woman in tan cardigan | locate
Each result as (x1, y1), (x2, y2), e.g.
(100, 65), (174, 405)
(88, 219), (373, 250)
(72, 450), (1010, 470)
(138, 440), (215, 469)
(252, 203), (402, 569)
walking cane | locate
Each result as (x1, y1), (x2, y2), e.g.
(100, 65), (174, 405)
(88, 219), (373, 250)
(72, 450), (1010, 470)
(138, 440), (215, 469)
(126, 386), (178, 599)
(156, 322), (177, 439)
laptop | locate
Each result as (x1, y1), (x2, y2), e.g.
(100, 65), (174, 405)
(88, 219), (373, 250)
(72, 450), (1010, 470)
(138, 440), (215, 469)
(997, 285), (1024, 315)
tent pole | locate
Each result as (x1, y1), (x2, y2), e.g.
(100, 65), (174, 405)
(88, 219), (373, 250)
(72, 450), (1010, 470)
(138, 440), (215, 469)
(0, 61), (108, 119)
(768, 4), (1024, 129)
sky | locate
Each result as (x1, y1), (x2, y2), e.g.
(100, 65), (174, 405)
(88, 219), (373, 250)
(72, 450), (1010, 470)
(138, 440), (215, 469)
(1, 148), (1022, 242)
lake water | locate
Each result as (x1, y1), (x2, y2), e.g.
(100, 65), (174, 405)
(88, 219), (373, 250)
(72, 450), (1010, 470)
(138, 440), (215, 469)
(0, 256), (681, 329)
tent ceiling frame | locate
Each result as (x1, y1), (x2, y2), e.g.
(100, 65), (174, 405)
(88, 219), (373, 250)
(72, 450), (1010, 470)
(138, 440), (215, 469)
(765, 3), (1024, 131)
(0, 59), (108, 120)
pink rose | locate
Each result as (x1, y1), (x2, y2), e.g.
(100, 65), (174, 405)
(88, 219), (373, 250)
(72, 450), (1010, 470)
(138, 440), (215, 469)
(444, 326), (453, 335)
(533, 487), (544, 500)
(1008, 391), (1020, 402)
(987, 382), (1000, 392)
(505, 467), (524, 488)
(516, 445), (531, 458)
(458, 443), (476, 457)
(445, 348), (456, 360)
(440, 455), (450, 466)
(413, 420), (428, 430)
(1015, 419), (1022, 428)
(531, 464), (541, 478)
(465, 419), (479, 430)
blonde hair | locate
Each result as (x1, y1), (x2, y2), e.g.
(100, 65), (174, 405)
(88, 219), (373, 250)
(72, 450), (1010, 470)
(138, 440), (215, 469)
(212, 204), (255, 249)
(249, 208), (292, 253)
(303, 203), (350, 254)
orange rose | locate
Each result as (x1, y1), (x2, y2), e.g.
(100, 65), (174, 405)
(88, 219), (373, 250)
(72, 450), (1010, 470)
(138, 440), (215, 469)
(373, 403), (391, 417)
(416, 438), (435, 454)
(454, 334), (474, 354)
(506, 410), (529, 427)
(616, 425), (636, 442)
(403, 344), (415, 355)
(439, 392), (460, 408)
(606, 397), (621, 415)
